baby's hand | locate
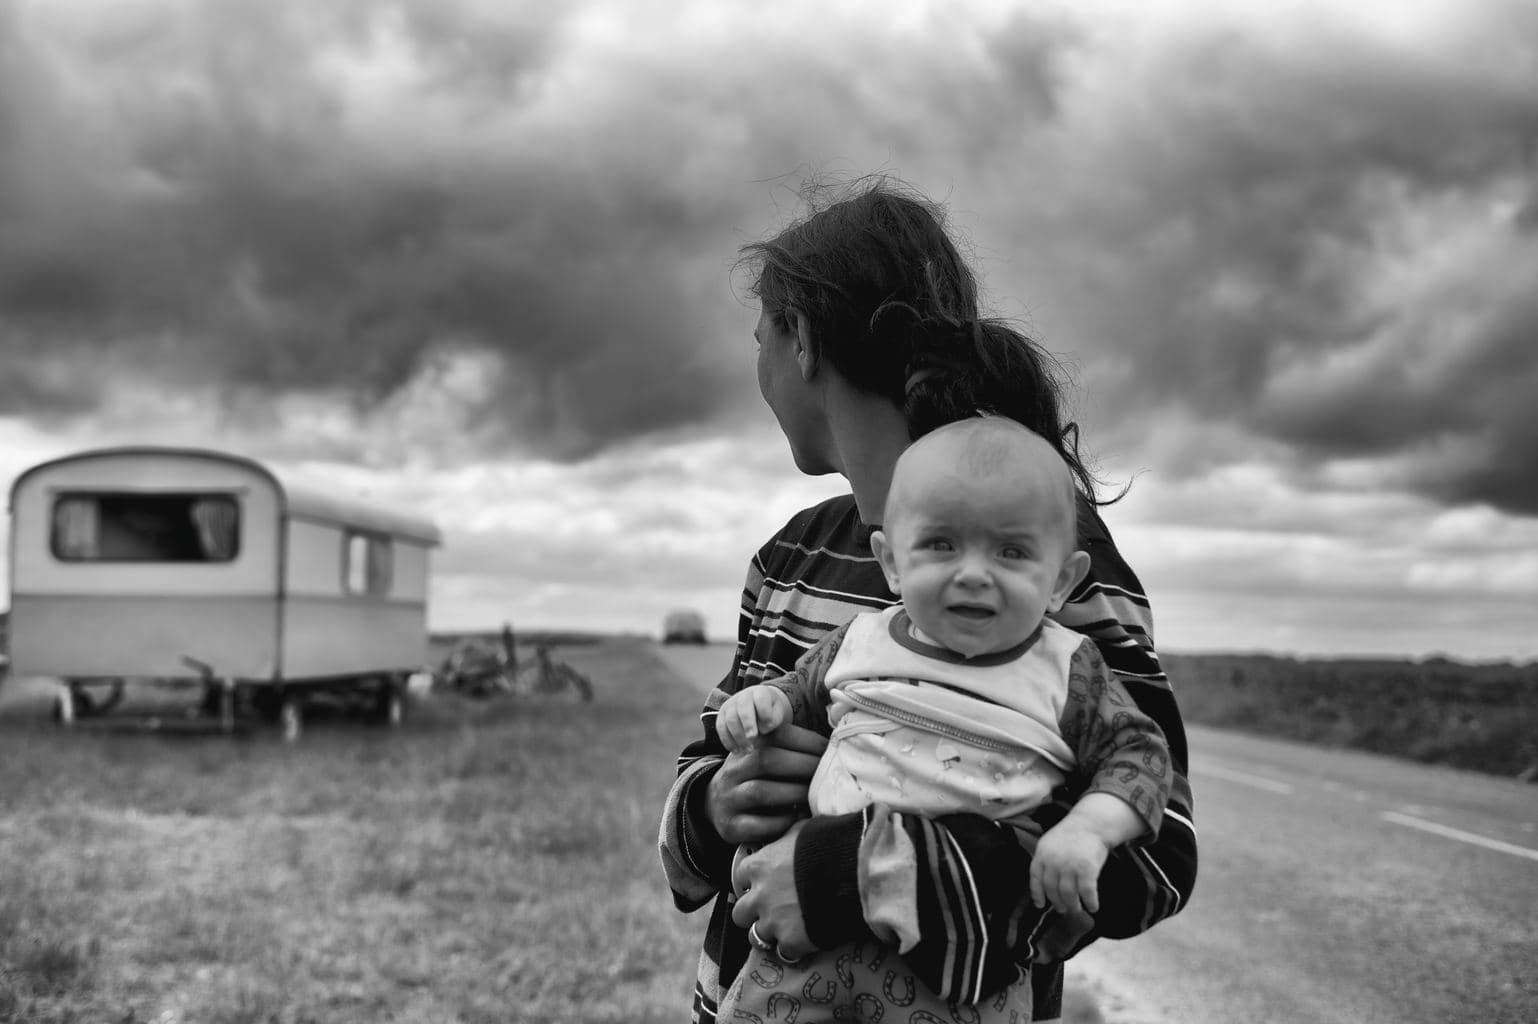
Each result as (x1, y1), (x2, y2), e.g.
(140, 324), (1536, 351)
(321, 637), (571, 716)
(1030, 821), (1112, 916)
(715, 687), (792, 751)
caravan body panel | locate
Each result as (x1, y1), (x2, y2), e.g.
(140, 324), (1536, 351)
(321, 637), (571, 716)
(9, 595), (280, 679)
(7, 450), (281, 678)
(6, 447), (439, 684)
(277, 518), (433, 678)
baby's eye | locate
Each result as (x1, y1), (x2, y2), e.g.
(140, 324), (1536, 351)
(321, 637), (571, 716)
(1000, 545), (1029, 560)
(921, 537), (954, 552)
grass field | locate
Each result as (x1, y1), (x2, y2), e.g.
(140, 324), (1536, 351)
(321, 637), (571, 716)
(0, 639), (706, 1024)
(8, 633), (1524, 1023)
(1164, 652), (1538, 780)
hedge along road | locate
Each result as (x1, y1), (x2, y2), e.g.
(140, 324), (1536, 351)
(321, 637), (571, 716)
(651, 642), (1538, 1024)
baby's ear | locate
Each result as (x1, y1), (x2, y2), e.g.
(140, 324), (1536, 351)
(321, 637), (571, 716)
(1049, 549), (1092, 612)
(869, 530), (902, 595)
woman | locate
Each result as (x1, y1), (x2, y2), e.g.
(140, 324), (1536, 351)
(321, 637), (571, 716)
(659, 178), (1197, 1023)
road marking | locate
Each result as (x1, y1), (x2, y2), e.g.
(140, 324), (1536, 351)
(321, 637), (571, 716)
(1194, 760), (1294, 795)
(1382, 811), (1538, 863)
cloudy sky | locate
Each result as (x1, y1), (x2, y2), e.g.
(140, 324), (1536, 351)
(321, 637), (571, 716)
(3, 0), (1536, 662)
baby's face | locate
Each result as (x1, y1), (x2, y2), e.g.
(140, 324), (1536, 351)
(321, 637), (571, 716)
(875, 425), (1085, 659)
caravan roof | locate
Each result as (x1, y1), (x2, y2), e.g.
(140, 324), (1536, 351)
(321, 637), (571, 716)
(8, 446), (442, 546)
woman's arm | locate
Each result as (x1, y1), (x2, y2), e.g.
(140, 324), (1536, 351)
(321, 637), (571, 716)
(659, 663), (824, 910)
(659, 557), (781, 908)
(659, 579), (843, 910)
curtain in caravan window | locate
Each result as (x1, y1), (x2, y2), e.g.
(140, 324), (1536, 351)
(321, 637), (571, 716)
(53, 497), (99, 559)
(366, 537), (394, 594)
(189, 498), (238, 560)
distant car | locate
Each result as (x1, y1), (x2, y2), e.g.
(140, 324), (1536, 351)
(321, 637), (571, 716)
(662, 609), (707, 644)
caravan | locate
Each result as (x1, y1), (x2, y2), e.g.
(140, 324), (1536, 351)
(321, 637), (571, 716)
(6, 446), (441, 736)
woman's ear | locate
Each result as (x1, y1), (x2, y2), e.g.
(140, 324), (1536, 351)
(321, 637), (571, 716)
(785, 307), (819, 381)
(870, 529), (902, 595)
(1048, 549), (1092, 613)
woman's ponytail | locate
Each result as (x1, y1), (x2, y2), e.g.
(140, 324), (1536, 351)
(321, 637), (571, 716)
(899, 316), (1102, 504)
(738, 177), (1113, 505)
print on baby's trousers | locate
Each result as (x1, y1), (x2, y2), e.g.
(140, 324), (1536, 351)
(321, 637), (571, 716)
(723, 939), (1030, 1024)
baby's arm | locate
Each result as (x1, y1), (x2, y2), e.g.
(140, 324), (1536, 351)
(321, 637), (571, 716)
(1035, 637), (1175, 916)
(716, 686), (794, 751)
(714, 635), (840, 752)
(1030, 793), (1144, 915)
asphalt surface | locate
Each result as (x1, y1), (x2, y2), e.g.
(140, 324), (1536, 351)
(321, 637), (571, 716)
(652, 642), (1538, 1024)
(1071, 724), (1537, 1024)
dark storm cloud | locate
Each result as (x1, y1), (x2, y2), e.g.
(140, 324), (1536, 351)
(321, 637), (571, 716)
(5, 0), (1538, 520)
(0, 1), (1094, 462)
(0, 0), (774, 457)
(1004, 3), (1538, 515)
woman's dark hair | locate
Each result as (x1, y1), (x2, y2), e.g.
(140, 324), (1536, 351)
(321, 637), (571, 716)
(738, 176), (1106, 503)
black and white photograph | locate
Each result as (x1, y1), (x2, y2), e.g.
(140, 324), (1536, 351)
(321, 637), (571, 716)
(1, 1), (1534, 1021)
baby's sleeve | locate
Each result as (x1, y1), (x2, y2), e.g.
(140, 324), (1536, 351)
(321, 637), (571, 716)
(1059, 638), (1172, 837)
(761, 621), (849, 735)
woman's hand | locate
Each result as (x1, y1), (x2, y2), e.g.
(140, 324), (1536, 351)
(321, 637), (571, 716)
(729, 820), (814, 961)
(705, 722), (826, 846)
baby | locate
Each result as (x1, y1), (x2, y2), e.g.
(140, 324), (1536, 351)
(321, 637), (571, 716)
(716, 416), (1172, 1023)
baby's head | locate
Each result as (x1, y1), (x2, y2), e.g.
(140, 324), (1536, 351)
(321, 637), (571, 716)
(872, 416), (1091, 659)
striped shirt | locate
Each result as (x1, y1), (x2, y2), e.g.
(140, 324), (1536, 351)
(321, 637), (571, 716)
(660, 493), (1198, 1023)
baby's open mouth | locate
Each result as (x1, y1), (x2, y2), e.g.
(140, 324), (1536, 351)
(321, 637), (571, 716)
(948, 605), (995, 619)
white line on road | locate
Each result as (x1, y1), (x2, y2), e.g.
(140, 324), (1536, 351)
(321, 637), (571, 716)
(1194, 760), (1295, 794)
(1382, 811), (1538, 863)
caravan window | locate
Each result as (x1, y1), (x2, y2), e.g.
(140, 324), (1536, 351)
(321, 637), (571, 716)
(51, 493), (241, 562)
(344, 532), (393, 596)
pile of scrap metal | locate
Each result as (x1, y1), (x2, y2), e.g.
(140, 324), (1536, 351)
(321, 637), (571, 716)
(435, 623), (593, 702)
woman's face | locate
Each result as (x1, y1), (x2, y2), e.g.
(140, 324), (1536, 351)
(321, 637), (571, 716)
(755, 305), (832, 475)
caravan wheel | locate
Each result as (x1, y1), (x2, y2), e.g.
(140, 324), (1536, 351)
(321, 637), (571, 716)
(371, 680), (405, 727)
(53, 684), (76, 728)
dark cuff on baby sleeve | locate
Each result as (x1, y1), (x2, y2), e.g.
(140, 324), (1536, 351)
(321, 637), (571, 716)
(795, 811), (869, 950)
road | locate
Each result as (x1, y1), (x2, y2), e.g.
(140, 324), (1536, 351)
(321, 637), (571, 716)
(652, 642), (1538, 1024)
